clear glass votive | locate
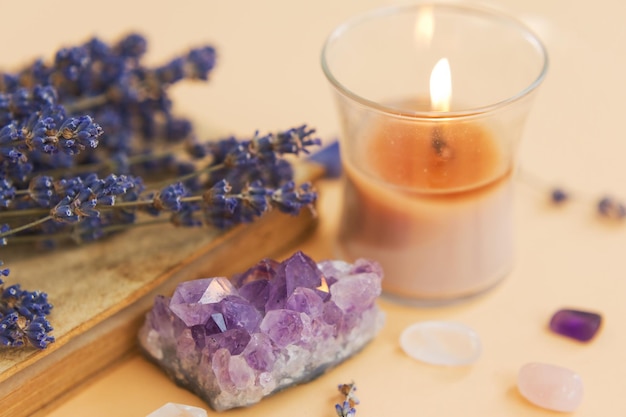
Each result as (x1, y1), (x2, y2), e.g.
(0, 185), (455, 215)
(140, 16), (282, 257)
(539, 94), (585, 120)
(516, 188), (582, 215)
(321, 3), (548, 304)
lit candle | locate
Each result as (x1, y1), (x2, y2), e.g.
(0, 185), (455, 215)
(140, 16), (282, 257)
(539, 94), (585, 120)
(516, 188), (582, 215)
(337, 60), (514, 302)
(322, 4), (548, 304)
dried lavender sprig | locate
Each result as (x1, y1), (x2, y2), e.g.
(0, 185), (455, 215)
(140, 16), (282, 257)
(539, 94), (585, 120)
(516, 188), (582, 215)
(5, 33), (215, 104)
(0, 172), (143, 215)
(0, 128), (318, 227)
(0, 85), (102, 159)
(0, 88), (105, 186)
(0, 176), (316, 243)
(0, 110), (103, 160)
(0, 262), (54, 349)
(0, 125), (319, 213)
(336, 382), (359, 417)
(161, 125), (322, 190)
(0, 33), (217, 190)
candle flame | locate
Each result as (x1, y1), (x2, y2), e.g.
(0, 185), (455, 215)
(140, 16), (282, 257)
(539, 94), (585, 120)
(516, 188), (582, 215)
(414, 6), (434, 45)
(430, 58), (452, 112)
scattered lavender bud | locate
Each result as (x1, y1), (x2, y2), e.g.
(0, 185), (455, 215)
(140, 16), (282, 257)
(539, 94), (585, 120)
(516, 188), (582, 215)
(335, 401), (357, 417)
(597, 196), (626, 220)
(550, 188), (569, 204)
(336, 382), (359, 417)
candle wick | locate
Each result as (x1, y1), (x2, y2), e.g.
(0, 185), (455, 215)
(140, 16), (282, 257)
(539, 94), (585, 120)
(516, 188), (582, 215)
(431, 128), (453, 161)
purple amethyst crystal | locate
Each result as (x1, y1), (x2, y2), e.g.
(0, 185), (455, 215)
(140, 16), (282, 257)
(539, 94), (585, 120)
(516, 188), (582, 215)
(285, 287), (324, 317)
(169, 277), (237, 326)
(232, 258), (280, 287)
(220, 296), (262, 333)
(549, 308), (602, 342)
(208, 328), (252, 355)
(283, 251), (323, 295)
(238, 279), (270, 312)
(259, 309), (303, 347)
(138, 251), (385, 411)
(241, 333), (277, 372)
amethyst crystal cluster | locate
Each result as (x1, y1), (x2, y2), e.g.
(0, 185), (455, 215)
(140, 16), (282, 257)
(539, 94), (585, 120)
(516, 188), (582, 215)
(138, 251), (384, 411)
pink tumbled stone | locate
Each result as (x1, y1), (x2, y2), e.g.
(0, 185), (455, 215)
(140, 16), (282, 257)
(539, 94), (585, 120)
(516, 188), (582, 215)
(517, 362), (584, 412)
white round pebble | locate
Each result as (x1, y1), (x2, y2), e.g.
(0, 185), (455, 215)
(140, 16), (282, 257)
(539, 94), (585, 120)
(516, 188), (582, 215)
(399, 321), (482, 366)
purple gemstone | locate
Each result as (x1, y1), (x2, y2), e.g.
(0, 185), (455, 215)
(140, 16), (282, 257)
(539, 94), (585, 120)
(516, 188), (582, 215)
(172, 277), (237, 304)
(205, 312), (227, 334)
(242, 333), (277, 372)
(211, 348), (236, 394)
(285, 287), (324, 317)
(264, 269), (288, 311)
(148, 295), (176, 336)
(190, 324), (207, 348)
(232, 258), (280, 287)
(138, 254), (386, 411)
(283, 251), (323, 296)
(238, 279), (270, 312)
(175, 328), (199, 360)
(351, 257), (384, 276)
(221, 296), (262, 333)
(317, 259), (351, 283)
(330, 271), (381, 314)
(259, 309), (303, 347)
(549, 308), (602, 342)
(228, 355), (255, 390)
(209, 328), (252, 355)
(170, 277), (238, 326)
(321, 301), (343, 335)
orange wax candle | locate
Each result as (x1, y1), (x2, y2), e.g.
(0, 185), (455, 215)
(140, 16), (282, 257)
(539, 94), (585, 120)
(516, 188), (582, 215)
(322, 3), (548, 304)
(337, 116), (514, 302)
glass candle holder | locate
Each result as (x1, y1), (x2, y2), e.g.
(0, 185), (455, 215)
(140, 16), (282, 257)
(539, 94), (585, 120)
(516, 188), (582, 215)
(321, 3), (548, 304)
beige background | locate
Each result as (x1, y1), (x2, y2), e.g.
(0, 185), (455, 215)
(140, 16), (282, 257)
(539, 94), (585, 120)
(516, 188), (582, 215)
(1, 0), (624, 415)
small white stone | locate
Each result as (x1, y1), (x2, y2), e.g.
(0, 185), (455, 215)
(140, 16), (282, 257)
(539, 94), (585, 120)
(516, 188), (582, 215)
(399, 321), (482, 366)
(145, 403), (208, 417)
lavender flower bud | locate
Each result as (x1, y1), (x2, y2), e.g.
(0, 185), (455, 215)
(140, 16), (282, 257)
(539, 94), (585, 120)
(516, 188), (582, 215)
(55, 47), (89, 82)
(0, 178), (15, 207)
(115, 33), (148, 59)
(270, 181), (316, 215)
(51, 196), (81, 223)
(154, 182), (188, 212)
(186, 46), (217, 80)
